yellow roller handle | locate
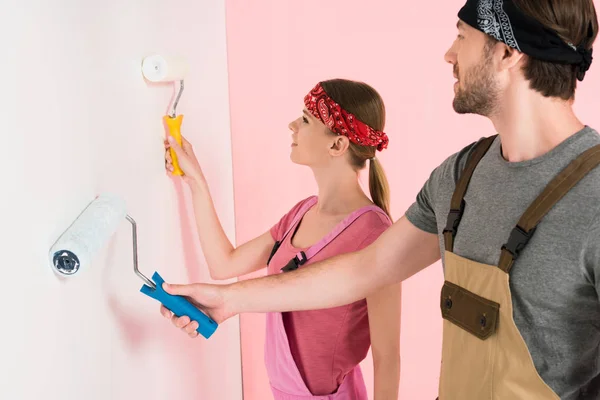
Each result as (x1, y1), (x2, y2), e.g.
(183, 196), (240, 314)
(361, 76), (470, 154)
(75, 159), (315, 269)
(164, 114), (184, 176)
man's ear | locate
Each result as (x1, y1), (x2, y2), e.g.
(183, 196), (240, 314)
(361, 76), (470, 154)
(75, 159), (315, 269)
(499, 42), (525, 71)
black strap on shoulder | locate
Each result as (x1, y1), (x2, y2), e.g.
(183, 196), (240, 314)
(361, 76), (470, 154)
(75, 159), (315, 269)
(498, 144), (600, 273)
(443, 135), (497, 252)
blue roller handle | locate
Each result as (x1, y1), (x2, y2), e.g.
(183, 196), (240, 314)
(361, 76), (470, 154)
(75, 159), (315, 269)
(140, 271), (218, 339)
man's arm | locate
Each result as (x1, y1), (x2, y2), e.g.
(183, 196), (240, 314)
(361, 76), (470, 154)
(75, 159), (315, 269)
(227, 216), (440, 314)
(161, 144), (470, 329)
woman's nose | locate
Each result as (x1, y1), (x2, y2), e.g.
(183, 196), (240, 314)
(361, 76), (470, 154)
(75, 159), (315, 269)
(288, 119), (297, 132)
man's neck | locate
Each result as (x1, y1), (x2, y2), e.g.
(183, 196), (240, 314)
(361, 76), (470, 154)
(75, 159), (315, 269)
(490, 86), (585, 162)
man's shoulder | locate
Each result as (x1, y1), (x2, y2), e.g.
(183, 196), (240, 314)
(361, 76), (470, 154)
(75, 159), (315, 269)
(434, 135), (497, 186)
(568, 126), (600, 193)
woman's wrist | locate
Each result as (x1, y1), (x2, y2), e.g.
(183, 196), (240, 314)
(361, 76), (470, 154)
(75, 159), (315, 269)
(189, 175), (209, 194)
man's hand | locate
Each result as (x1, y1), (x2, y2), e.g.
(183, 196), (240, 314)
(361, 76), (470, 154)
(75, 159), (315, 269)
(159, 282), (233, 338)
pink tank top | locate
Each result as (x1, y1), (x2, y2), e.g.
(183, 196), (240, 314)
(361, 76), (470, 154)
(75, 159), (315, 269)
(267, 196), (392, 396)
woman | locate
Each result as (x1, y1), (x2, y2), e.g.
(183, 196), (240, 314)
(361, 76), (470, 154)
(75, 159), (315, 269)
(162, 79), (401, 399)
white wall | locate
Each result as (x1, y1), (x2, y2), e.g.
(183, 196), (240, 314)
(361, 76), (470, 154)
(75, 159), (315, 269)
(0, 1), (241, 399)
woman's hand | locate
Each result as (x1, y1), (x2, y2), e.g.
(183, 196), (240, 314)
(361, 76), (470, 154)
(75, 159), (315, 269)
(164, 135), (205, 185)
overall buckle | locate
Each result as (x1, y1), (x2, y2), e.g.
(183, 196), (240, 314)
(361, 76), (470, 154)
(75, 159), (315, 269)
(501, 225), (536, 259)
(443, 200), (465, 237)
(281, 251), (308, 272)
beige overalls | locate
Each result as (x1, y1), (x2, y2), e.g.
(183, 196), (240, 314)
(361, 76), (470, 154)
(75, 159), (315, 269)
(436, 135), (600, 399)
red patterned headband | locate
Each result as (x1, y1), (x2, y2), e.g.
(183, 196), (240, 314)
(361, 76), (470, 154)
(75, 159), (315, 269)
(303, 83), (389, 151)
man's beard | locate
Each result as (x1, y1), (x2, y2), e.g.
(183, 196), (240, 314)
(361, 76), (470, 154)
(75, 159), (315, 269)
(453, 49), (499, 116)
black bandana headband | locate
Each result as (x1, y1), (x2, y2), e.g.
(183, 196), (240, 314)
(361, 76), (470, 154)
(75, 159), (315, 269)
(458, 0), (594, 81)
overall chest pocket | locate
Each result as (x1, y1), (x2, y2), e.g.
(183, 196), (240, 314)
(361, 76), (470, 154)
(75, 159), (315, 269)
(439, 280), (500, 399)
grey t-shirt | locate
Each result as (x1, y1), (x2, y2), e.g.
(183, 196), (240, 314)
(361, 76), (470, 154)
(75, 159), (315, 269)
(405, 126), (600, 399)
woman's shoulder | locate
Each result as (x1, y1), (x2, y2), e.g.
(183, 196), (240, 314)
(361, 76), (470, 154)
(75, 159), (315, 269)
(330, 205), (392, 252)
(350, 204), (392, 232)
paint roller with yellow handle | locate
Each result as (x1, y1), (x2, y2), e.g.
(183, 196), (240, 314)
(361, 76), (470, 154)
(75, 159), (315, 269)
(163, 114), (184, 175)
(142, 54), (189, 176)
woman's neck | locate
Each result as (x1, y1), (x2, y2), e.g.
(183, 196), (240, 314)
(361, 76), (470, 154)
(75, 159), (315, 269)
(311, 164), (371, 216)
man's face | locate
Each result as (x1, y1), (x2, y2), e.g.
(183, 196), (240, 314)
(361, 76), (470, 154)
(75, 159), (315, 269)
(444, 20), (499, 116)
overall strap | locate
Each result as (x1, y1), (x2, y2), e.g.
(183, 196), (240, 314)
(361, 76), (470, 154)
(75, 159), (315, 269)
(498, 144), (600, 273)
(304, 205), (390, 259)
(281, 205), (391, 272)
(279, 196), (319, 244)
(443, 135), (498, 252)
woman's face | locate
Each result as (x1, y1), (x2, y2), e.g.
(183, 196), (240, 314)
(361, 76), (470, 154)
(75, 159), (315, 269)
(288, 108), (343, 166)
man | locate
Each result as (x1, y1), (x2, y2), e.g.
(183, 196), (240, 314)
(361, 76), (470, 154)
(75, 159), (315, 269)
(161, 0), (600, 398)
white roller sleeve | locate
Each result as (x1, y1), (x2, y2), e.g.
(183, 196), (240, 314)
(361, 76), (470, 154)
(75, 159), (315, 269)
(49, 193), (127, 276)
(141, 54), (189, 82)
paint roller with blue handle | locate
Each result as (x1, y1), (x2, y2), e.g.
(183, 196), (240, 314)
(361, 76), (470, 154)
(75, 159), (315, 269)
(48, 193), (218, 339)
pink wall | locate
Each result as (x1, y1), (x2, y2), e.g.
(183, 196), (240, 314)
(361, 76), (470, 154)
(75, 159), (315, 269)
(224, 1), (600, 399)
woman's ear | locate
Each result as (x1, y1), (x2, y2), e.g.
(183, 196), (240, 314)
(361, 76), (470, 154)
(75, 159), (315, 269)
(329, 135), (350, 157)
